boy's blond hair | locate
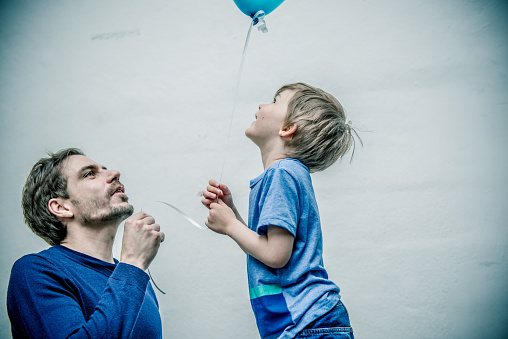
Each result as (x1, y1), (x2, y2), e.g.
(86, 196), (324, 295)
(278, 83), (358, 173)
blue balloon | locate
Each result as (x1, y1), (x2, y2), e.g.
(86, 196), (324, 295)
(233, 0), (285, 17)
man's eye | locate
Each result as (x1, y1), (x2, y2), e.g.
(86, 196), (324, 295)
(84, 171), (94, 178)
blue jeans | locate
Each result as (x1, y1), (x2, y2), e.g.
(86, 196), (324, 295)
(295, 301), (354, 339)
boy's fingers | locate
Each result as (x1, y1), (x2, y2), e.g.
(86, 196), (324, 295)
(219, 184), (231, 196)
(201, 199), (212, 209)
(207, 185), (221, 196)
(216, 199), (228, 208)
(201, 190), (213, 198)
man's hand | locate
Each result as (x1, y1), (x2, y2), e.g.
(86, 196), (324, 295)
(120, 211), (165, 271)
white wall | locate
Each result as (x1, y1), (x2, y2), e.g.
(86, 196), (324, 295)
(1, 0), (507, 338)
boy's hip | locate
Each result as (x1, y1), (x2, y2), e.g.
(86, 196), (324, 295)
(296, 301), (354, 339)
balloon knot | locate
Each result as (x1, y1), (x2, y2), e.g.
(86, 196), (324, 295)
(253, 10), (268, 33)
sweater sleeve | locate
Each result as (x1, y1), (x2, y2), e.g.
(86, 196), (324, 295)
(7, 255), (150, 339)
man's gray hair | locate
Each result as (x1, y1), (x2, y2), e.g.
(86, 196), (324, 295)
(22, 148), (85, 245)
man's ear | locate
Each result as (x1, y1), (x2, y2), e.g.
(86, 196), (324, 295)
(48, 198), (74, 219)
(279, 124), (297, 139)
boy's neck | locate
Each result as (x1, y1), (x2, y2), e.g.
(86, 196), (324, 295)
(259, 140), (288, 171)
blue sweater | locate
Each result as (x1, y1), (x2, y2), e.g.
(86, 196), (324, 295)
(7, 245), (162, 338)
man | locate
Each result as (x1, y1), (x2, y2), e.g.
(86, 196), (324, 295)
(7, 148), (165, 338)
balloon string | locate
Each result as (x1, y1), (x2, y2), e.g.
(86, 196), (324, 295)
(217, 17), (257, 187)
(159, 20), (258, 225)
(158, 201), (205, 229)
(148, 268), (166, 295)
(148, 14), (266, 298)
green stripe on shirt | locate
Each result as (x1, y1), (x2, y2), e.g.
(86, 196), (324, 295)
(249, 284), (282, 300)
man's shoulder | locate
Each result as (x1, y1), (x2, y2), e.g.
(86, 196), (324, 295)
(11, 247), (61, 273)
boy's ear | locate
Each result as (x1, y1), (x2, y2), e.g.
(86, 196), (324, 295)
(279, 124), (298, 139)
(48, 198), (74, 219)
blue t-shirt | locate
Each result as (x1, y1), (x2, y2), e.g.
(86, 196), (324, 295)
(7, 245), (162, 338)
(248, 158), (341, 339)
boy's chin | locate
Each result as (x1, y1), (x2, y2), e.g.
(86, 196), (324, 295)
(245, 131), (258, 144)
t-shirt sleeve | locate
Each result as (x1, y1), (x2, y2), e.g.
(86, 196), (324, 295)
(7, 255), (149, 338)
(256, 167), (300, 237)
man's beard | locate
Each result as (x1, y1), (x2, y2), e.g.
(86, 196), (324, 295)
(72, 195), (134, 226)
(82, 204), (134, 225)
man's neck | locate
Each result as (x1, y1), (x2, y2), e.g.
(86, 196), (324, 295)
(60, 222), (118, 264)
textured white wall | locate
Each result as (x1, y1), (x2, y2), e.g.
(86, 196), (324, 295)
(1, 0), (507, 338)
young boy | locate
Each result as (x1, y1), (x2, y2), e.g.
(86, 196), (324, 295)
(201, 83), (356, 339)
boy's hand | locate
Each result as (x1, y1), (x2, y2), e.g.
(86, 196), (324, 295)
(206, 199), (237, 235)
(201, 179), (234, 209)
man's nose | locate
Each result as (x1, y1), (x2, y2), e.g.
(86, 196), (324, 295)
(106, 169), (121, 183)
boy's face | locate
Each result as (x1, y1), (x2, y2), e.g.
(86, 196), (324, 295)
(245, 89), (296, 147)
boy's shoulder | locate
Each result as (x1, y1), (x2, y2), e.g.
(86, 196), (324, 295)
(270, 158), (309, 175)
(251, 159), (310, 189)
(265, 158), (311, 185)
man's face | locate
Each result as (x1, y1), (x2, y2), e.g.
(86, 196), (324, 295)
(62, 155), (134, 225)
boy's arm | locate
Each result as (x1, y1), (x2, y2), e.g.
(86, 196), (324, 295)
(207, 199), (294, 268)
(229, 204), (247, 226)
